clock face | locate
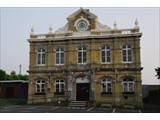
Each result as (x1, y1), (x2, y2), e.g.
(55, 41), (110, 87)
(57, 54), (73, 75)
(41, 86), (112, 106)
(75, 17), (90, 32)
(77, 20), (88, 31)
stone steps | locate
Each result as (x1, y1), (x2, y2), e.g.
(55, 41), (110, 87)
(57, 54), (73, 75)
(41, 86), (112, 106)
(68, 101), (87, 107)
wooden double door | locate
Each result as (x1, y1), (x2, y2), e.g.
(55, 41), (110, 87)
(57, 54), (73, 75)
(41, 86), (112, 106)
(76, 83), (90, 101)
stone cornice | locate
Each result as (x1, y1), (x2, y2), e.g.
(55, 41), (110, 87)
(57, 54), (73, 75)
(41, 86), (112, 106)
(27, 67), (143, 73)
(28, 32), (142, 43)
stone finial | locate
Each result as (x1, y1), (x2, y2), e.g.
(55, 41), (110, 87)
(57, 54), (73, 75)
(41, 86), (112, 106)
(134, 18), (139, 29)
(49, 25), (52, 32)
(30, 26), (34, 35)
(135, 18), (138, 26)
(113, 21), (117, 29)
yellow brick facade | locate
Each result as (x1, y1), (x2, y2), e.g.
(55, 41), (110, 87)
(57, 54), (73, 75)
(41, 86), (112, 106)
(27, 8), (143, 108)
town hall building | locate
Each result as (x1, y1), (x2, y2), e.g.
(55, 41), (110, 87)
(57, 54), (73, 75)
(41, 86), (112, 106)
(27, 8), (143, 108)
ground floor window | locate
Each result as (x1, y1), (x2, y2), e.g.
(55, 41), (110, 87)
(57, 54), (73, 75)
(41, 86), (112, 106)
(123, 78), (135, 93)
(55, 80), (65, 95)
(35, 80), (45, 94)
(101, 77), (112, 94)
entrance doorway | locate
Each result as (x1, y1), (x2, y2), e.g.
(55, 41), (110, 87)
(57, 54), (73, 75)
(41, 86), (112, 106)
(76, 83), (90, 101)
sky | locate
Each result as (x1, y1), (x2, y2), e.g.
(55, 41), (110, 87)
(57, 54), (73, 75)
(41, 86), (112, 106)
(0, 8), (159, 85)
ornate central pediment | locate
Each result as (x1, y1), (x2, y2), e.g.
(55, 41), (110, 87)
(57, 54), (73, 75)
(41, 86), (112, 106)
(55, 8), (111, 33)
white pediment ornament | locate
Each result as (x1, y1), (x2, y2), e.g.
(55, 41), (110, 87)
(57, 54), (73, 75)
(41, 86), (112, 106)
(74, 16), (90, 32)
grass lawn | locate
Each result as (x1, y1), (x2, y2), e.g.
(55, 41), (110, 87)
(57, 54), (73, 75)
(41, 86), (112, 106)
(0, 98), (27, 106)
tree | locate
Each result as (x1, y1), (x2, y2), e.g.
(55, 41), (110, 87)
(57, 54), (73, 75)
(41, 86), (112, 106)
(0, 69), (28, 80)
(155, 67), (160, 79)
(0, 69), (6, 80)
(17, 74), (28, 80)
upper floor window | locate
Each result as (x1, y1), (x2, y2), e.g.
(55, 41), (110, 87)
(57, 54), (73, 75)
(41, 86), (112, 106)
(122, 78), (135, 93)
(37, 48), (46, 65)
(101, 77), (112, 94)
(101, 45), (111, 63)
(122, 44), (132, 63)
(55, 80), (65, 95)
(56, 48), (64, 65)
(36, 80), (45, 94)
(78, 46), (87, 64)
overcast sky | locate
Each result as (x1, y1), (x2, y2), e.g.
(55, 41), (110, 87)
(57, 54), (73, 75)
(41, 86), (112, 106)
(0, 8), (159, 84)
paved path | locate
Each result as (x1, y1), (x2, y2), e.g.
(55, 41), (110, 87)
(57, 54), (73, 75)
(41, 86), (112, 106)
(0, 105), (142, 113)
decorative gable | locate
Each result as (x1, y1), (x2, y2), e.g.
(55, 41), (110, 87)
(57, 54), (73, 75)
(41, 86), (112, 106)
(55, 8), (111, 34)
(67, 8), (97, 32)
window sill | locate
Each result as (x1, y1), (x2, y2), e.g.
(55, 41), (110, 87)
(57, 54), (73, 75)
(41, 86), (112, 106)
(55, 64), (65, 66)
(101, 62), (111, 64)
(77, 63), (87, 65)
(54, 92), (65, 95)
(35, 93), (46, 95)
(101, 92), (112, 96)
(36, 64), (46, 66)
(122, 62), (133, 64)
(122, 92), (135, 95)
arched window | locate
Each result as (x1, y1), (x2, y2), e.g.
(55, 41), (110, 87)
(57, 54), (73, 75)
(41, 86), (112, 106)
(122, 44), (132, 63)
(56, 48), (64, 65)
(122, 78), (135, 93)
(101, 77), (112, 94)
(101, 45), (111, 63)
(78, 46), (87, 64)
(37, 48), (46, 65)
(36, 80), (45, 94)
(55, 80), (65, 94)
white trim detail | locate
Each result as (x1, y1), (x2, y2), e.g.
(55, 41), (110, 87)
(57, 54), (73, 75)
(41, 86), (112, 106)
(76, 77), (90, 83)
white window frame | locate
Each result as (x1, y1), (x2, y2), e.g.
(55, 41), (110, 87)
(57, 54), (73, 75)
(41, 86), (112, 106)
(36, 48), (46, 66)
(122, 81), (135, 93)
(77, 46), (87, 64)
(122, 44), (133, 63)
(101, 45), (111, 64)
(55, 80), (65, 93)
(36, 80), (45, 93)
(55, 48), (64, 65)
(101, 78), (112, 93)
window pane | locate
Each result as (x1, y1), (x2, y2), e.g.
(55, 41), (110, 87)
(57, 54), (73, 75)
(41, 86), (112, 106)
(42, 54), (45, 64)
(56, 84), (59, 92)
(102, 84), (106, 92)
(107, 50), (110, 57)
(101, 51), (106, 62)
(128, 50), (132, 62)
(123, 50), (126, 62)
(107, 83), (112, 92)
(83, 52), (86, 63)
(78, 52), (82, 63)
(129, 83), (134, 92)
(56, 53), (59, 64)
(41, 84), (45, 92)
(61, 84), (64, 92)
(61, 52), (64, 64)
(38, 54), (41, 64)
(128, 55), (132, 62)
(36, 84), (40, 92)
(124, 83), (128, 92)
